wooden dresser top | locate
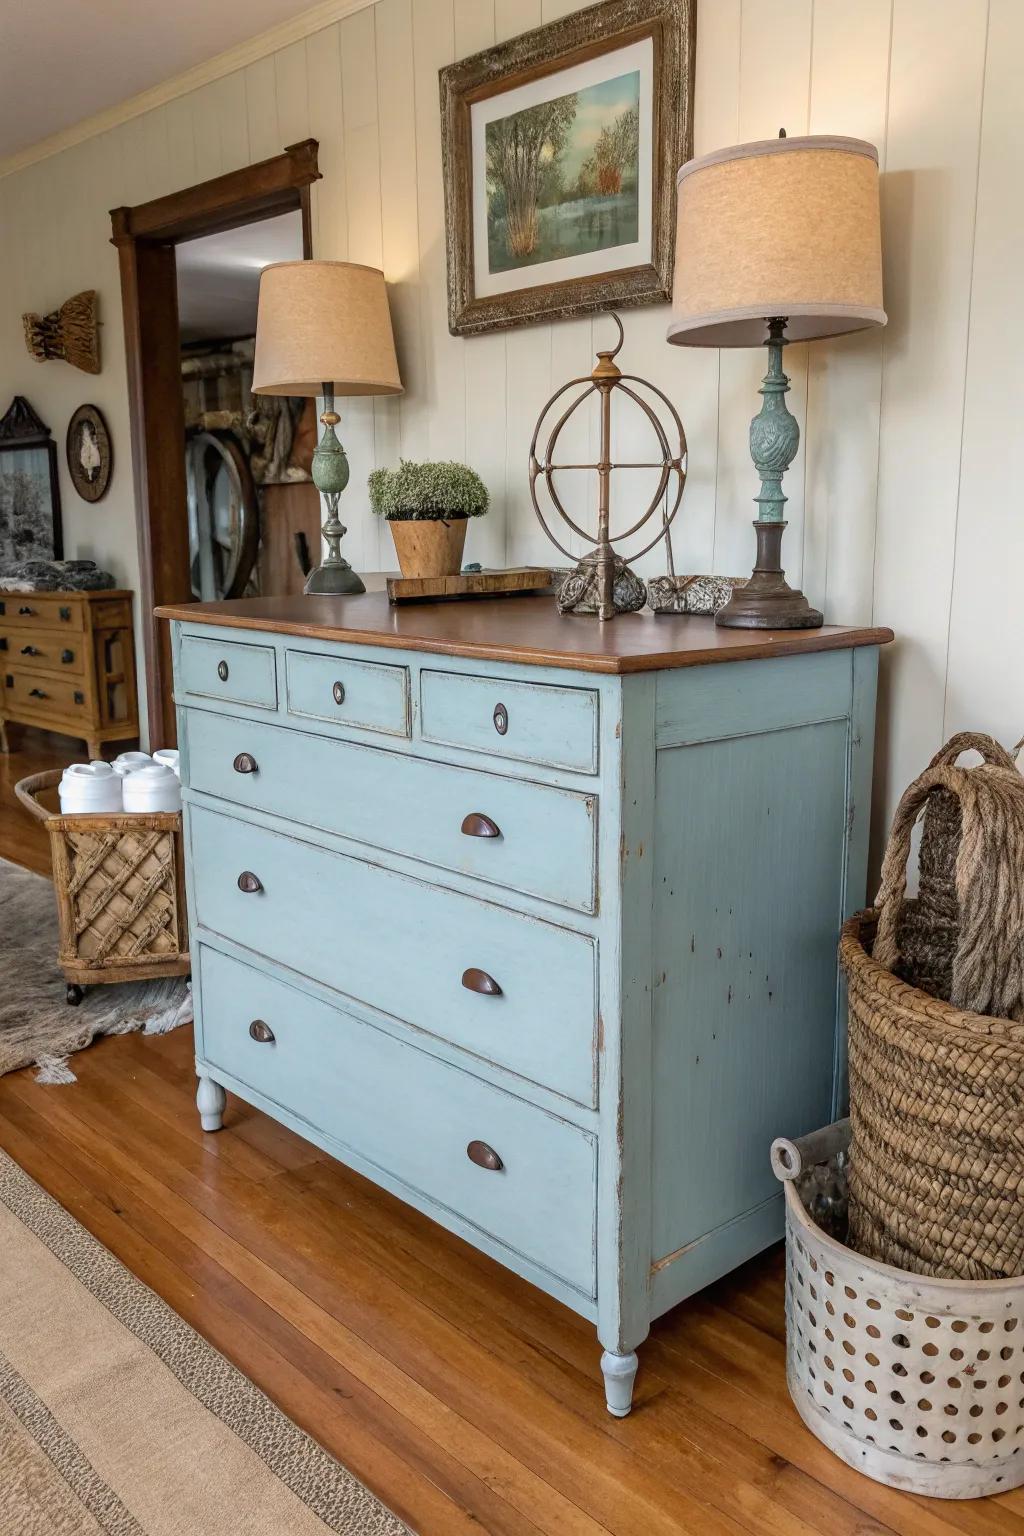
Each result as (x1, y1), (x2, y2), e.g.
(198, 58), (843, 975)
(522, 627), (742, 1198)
(156, 593), (893, 675)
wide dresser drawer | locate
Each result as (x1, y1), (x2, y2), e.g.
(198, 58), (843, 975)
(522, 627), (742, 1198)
(198, 946), (596, 1294)
(4, 670), (88, 719)
(0, 594), (83, 632)
(189, 805), (598, 1106)
(184, 708), (597, 913)
(0, 627), (85, 675)
(178, 635), (277, 710)
(420, 669), (599, 774)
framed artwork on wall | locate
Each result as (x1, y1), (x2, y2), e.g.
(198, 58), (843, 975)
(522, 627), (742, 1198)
(66, 404), (113, 502)
(0, 396), (63, 563)
(440, 0), (695, 337)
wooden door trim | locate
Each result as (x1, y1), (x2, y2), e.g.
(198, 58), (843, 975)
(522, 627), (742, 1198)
(110, 141), (319, 748)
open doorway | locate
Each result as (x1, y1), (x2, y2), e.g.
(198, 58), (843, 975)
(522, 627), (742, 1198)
(110, 140), (319, 747)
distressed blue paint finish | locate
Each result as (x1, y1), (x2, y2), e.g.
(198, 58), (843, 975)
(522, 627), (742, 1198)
(185, 707), (597, 914)
(171, 613), (883, 1416)
(420, 667), (600, 774)
(199, 945), (597, 1295)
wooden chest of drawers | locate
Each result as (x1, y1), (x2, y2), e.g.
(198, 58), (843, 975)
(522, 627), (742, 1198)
(0, 589), (139, 760)
(160, 593), (890, 1417)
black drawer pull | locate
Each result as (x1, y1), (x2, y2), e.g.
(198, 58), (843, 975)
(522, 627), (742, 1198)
(467, 1140), (503, 1172)
(61, 649), (74, 664)
(462, 967), (502, 997)
(461, 812), (500, 839)
(73, 691), (85, 705)
(28, 687), (47, 699)
(59, 606), (71, 621)
(233, 752), (258, 775)
(248, 1019), (275, 1044)
(237, 870), (263, 894)
(332, 680), (345, 705)
(217, 660), (229, 682)
(493, 701), (508, 735)
(20, 645), (38, 656)
(0, 639), (6, 652)
(18, 605), (34, 616)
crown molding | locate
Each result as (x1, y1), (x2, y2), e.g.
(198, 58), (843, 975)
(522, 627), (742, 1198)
(0, 0), (375, 182)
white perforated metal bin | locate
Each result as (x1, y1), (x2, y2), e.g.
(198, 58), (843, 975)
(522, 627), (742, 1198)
(773, 1120), (1024, 1499)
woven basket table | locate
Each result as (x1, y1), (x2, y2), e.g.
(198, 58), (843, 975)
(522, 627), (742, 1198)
(15, 768), (190, 1002)
(772, 1119), (1024, 1499)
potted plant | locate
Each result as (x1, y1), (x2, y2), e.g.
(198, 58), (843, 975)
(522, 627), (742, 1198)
(369, 459), (489, 579)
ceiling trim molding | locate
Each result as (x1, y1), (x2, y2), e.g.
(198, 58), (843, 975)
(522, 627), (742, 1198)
(0, 0), (375, 182)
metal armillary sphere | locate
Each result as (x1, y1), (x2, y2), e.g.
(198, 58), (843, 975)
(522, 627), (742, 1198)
(529, 314), (687, 620)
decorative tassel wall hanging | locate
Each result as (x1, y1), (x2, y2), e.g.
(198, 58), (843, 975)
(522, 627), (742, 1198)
(23, 290), (100, 374)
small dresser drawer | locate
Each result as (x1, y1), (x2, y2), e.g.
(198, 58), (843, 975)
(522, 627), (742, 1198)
(0, 594), (84, 632)
(0, 628), (84, 674)
(198, 945), (597, 1295)
(420, 669), (599, 774)
(285, 648), (409, 737)
(178, 635), (277, 710)
(4, 671), (88, 718)
(185, 710), (596, 913)
(189, 805), (598, 1106)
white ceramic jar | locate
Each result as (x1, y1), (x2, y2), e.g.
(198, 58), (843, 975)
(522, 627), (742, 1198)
(122, 762), (182, 814)
(59, 761), (124, 815)
(152, 748), (180, 778)
(112, 750), (153, 777)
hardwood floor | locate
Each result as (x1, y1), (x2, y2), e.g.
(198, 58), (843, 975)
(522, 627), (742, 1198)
(0, 1021), (1021, 1534)
(0, 720), (68, 875)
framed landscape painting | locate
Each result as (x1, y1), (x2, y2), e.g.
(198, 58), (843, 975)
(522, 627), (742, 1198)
(440, 0), (694, 336)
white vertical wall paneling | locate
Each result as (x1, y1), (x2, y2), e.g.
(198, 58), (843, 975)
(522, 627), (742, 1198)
(375, 0), (425, 569)
(338, 6), (384, 572)
(305, 25), (348, 260)
(163, 92), (200, 191)
(455, 0), (509, 570)
(870, 0), (989, 856)
(803, 0), (892, 625)
(191, 82), (228, 182)
(713, 0), (812, 586)
(245, 55), (281, 163)
(140, 107), (172, 196)
(943, 0), (1020, 743)
(216, 70), (252, 174)
(274, 40), (312, 146)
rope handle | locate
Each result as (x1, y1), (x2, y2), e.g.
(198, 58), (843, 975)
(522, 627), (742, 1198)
(926, 731), (1017, 771)
(13, 768), (63, 824)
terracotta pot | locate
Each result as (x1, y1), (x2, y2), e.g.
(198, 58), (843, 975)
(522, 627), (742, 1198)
(388, 515), (468, 579)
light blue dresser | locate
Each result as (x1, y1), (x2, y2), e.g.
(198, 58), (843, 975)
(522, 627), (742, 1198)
(160, 593), (890, 1415)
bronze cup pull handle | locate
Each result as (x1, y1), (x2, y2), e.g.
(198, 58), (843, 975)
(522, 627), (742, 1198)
(493, 702), (509, 735)
(248, 1019), (275, 1044)
(461, 813), (500, 839)
(20, 645), (37, 656)
(233, 752), (258, 775)
(467, 1140), (503, 1172)
(18, 605), (34, 616)
(237, 870), (263, 894)
(462, 967), (502, 997)
(28, 687), (47, 699)
(217, 659), (230, 682)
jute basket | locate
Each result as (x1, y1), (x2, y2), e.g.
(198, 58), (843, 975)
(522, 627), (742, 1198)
(841, 736), (1024, 1282)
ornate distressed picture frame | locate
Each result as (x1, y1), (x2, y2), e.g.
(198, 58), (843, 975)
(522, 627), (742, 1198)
(0, 397), (63, 562)
(440, 0), (695, 337)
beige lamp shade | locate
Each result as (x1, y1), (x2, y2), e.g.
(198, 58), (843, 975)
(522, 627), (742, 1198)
(667, 135), (886, 347)
(252, 260), (403, 396)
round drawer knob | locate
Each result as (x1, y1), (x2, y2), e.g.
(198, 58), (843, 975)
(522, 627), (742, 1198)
(493, 702), (508, 735)
(217, 660), (229, 682)
(237, 870), (263, 894)
(467, 1140), (503, 1172)
(462, 967), (502, 996)
(332, 680), (345, 705)
(248, 1019), (275, 1044)
(233, 752), (258, 774)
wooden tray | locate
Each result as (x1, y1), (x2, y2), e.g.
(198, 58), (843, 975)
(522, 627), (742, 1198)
(386, 567), (553, 603)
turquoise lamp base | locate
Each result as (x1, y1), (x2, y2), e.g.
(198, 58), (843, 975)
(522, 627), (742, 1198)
(716, 318), (823, 630)
(303, 384), (366, 598)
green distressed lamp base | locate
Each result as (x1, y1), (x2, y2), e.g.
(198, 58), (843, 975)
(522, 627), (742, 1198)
(303, 385), (365, 598)
(304, 561), (366, 596)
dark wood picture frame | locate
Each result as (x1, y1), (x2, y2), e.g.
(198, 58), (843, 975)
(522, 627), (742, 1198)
(440, 0), (695, 337)
(0, 396), (63, 562)
(109, 140), (319, 748)
(66, 403), (113, 503)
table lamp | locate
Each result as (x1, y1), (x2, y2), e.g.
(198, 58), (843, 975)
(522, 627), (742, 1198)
(667, 134), (885, 628)
(252, 260), (403, 595)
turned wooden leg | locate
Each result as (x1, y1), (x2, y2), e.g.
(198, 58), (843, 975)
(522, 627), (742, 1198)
(0, 717), (9, 754)
(86, 738), (104, 761)
(196, 1076), (226, 1132)
(601, 1349), (639, 1417)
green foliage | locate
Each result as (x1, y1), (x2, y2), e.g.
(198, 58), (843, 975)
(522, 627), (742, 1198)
(486, 92), (578, 256)
(368, 460), (490, 521)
